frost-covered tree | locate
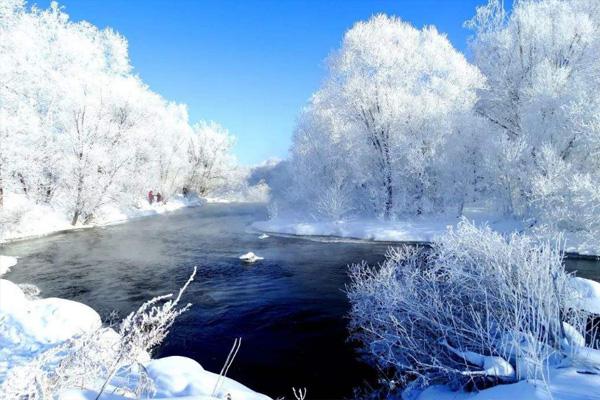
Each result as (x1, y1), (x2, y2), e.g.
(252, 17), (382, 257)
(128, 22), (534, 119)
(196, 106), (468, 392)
(279, 15), (484, 220)
(186, 121), (237, 196)
(469, 0), (600, 238)
(0, 1), (246, 229)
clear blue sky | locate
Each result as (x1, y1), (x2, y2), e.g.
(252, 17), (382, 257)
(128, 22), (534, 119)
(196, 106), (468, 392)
(33, 0), (508, 165)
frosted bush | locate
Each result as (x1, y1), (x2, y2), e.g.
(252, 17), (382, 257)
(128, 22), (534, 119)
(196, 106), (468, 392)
(347, 221), (592, 395)
(0, 268), (196, 399)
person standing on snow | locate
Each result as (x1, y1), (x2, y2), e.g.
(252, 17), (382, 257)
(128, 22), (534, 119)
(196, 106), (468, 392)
(156, 192), (162, 203)
(148, 190), (154, 205)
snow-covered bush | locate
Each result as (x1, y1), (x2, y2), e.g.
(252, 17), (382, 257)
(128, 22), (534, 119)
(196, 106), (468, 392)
(0, 268), (196, 398)
(347, 221), (592, 396)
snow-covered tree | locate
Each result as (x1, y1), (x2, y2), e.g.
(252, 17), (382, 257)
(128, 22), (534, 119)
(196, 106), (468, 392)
(0, 1), (245, 229)
(469, 0), (600, 237)
(185, 121), (237, 197)
(279, 15), (484, 220)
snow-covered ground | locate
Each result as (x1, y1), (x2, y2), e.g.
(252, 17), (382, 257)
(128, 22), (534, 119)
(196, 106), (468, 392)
(0, 193), (205, 245)
(556, 232), (600, 258)
(253, 209), (523, 244)
(253, 211), (600, 257)
(0, 255), (18, 276)
(418, 367), (600, 400)
(0, 258), (270, 400)
(417, 276), (600, 400)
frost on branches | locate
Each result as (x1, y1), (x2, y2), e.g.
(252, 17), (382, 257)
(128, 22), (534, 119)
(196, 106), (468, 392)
(0, 1), (261, 240)
(266, 0), (600, 253)
(275, 15), (485, 221)
(468, 0), (600, 247)
(0, 268), (196, 399)
(347, 221), (599, 398)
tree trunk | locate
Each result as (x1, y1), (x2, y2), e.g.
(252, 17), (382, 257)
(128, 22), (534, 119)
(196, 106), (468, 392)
(383, 143), (393, 220)
(71, 209), (80, 226)
(17, 172), (27, 194)
(0, 163), (3, 208)
(72, 172), (84, 225)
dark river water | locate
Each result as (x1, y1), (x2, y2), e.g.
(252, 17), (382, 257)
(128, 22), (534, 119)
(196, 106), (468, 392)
(2, 203), (599, 399)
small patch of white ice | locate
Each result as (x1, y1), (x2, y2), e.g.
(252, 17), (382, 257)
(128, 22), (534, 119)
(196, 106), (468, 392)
(239, 252), (264, 263)
(0, 255), (18, 277)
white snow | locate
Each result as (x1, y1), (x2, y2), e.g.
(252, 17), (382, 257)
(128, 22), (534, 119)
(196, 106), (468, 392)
(0, 193), (204, 244)
(0, 256), (17, 276)
(417, 367), (600, 400)
(440, 339), (515, 381)
(0, 279), (27, 315)
(253, 210), (522, 244)
(562, 322), (586, 348)
(0, 278), (102, 343)
(239, 252), (264, 263)
(569, 277), (600, 314)
(0, 277), (271, 399)
(146, 356), (271, 400)
(413, 280), (600, 399)
(258, 233), (269, 240)
(253, 212), (600, 257)
(0, 279), (102, 382)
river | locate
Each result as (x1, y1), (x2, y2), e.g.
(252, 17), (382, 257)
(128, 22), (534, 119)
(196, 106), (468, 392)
(2, 203), (599, 399)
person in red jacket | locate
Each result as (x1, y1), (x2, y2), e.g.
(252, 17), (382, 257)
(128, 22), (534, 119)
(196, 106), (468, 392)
(148, 190), (154, 205)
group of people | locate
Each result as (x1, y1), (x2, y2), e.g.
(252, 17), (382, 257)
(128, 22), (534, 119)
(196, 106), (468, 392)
(147, 187), (192, 205)
(147, 190), (163, 205)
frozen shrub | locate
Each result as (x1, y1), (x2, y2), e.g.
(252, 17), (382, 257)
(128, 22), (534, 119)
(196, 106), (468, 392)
(347, 221), (591, 395)
(0, 268), (196, 399)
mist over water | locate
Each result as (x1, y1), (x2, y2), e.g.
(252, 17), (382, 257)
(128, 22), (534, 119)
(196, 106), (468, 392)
(2, 204), (390, 398)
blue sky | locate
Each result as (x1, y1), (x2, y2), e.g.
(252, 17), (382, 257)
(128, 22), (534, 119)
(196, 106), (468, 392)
(33, 0), (505, 165)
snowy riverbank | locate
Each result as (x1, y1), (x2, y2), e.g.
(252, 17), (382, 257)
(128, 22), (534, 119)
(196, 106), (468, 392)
(417, 367), (600, 400)
(0, 258), (270, 399)
(0, 193), (205, 245)
(253, 211), (522, 244)
(253, 213), (600, 257)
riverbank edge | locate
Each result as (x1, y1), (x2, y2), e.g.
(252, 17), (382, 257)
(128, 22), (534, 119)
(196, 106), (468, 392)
(0, 264), (271, 399)
(251, 219), (600, 260)
(0, 196), (210, 247)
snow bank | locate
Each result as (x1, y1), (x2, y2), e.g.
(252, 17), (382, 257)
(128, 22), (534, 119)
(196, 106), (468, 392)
(253, 210), (522, 243)
(0, 193), (204, 244)
(0, 256), (17, 276)
(146, 356), (270, 400)
(0, 278), (102, 344)
(254, 211), (600, 257)
(418, 367), (600, 400)
(570, 277), (600, 315)
(0, 193), (73, 244)
(0, 279), (102, 382)
(99, 194), (205, 226)
(0, 277), (270, 399)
